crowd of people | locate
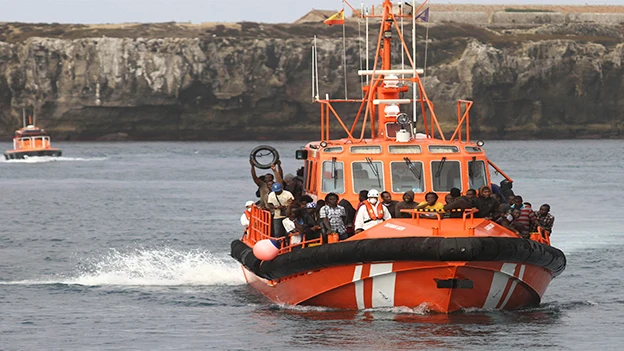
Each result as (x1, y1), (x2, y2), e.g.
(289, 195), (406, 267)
(243, 160), (555, 245)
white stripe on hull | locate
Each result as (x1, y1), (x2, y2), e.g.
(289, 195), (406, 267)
(483, 263), (516, 309)
(370, 263), (395, 308)
(499, 264), (526, 309)
(352, 265), (364, 309)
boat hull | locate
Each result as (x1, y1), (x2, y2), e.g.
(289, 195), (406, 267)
(4, 149), (62, 160)
(232, 236), (565, 313)
(242, 260), (551, 313)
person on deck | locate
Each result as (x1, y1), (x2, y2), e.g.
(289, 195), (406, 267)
(536, 204), (555, 235)
(356, 190), (369, 211)
(473, 185), (500, 219)
(381, 191), (399, 218)
(250, 159), (283, 209)
(267, 182), (294, 240)
(320, 193), (348, 240)
(395, 190), (418, 218)
(443, 187), (473, 218)
(416, 192), (445, 212)
(354, 189), (391, 233)
(339, 199), (356, 237)
(302, 202), (323, 241)
(282, 207), (304, 245)
(240, 200), (255, 227)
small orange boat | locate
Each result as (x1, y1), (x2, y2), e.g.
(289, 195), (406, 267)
(231, 0), (565, 313)
(4, 114), (62, 160)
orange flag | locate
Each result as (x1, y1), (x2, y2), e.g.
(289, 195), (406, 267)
(324, 9), (345, 26)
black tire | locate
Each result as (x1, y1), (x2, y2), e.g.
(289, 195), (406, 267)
(250, 145), (279, 169)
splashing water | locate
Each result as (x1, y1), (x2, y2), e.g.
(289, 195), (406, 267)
(1, 248), (245, 286)
(73, 248), (246, 286)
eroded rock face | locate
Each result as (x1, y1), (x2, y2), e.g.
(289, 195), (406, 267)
(1, 23), (623, 140)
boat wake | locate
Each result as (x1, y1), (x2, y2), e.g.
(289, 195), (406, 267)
(0, 248), (245, 286)
(1, 156), (107, 163)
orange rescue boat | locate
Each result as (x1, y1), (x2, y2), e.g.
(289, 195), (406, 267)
(4, 114), (62, 160)
(231, 0), (565, 313)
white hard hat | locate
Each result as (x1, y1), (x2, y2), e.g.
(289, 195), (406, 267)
(367, 189), (380, 198)
(245, 201), (255, 207)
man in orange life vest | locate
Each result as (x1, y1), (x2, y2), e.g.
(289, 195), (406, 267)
(354, 189), (391, 233)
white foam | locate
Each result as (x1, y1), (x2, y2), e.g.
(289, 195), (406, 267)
(0, 248), (246, 286)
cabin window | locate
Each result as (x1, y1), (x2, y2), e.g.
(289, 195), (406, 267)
(321, 160), (345, 194)
(350, 145), (382, 154)
(468, 159), (488, 190)
(428, 145), (459, 153)
(352, 160), (384, 193)
(323, 146), (344, 153)
(389, 145), (422, 154)
(391, 160), (424, 193)
(464, 146), (482, 153)
(431, 159), (461, 192)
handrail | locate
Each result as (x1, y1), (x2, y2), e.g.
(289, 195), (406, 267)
(400, 208), (444, 230)
(449, 100), (473, 142)
(246, 205), (326, 253)
(247, 205), (273, 244)
(398, 207), (481, 234)
(13, 136), (52, 150)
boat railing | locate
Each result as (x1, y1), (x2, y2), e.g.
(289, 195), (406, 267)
(14, 136), (51, 150)
(400, 208), (479, 234)
(246, 205), (273, 244)
(245, 205), (324, 252)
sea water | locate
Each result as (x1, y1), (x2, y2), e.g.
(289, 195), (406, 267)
(1, 140), (622, 350)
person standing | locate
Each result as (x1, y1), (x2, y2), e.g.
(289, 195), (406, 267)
(319, 193), (348, 240)
(395, 190), (418, 218)
(267, 182), (294, 240)
(354, 189), (391, 233)
(381, 191), (399, 218)
(240, 200), (255, 227)
(535, 204), (555, 235)
(250, 159), (282, 209)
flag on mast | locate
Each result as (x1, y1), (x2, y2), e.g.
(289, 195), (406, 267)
(415, 8), (429, 22)
(324, 9), (345, 26)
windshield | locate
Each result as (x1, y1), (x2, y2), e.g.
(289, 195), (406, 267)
(321, 160), (344, 193)
(391, 160), (424, 193)
(431, 160), (461, 192)
(468, 159), (487, 190)
(352, 160), (384, 194)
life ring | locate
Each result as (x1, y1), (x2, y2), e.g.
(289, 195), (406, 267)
(250, 145), (280, 169)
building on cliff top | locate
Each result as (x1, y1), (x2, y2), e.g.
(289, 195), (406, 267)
(294, 4), (624, 26)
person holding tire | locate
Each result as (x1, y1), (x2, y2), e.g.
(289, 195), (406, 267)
(250, 158), (283, 208)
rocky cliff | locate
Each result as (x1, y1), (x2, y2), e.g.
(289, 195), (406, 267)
(0, 21), (622, 140)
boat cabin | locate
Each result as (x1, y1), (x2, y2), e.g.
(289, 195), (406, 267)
(299, 139), (493, 204)
(13, 126), (53, 151)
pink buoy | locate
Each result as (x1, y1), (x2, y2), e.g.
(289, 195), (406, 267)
(253, 239), (279, 261)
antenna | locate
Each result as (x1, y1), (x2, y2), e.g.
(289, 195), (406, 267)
(22, 108), (26, 127)
(33, 106), (36, 126)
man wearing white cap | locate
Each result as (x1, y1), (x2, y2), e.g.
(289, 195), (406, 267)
(240, 201), (255, 227)
(354, 189), (391, 233)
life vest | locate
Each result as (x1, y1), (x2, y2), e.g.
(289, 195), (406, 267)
(364, 201), (385, 221)
(244, 210), (251, 221)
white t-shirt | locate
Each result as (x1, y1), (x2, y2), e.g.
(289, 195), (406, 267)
(267, 190), (294, 218)
(282, 217), (301, 244)
(240, 210), (250, 227)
